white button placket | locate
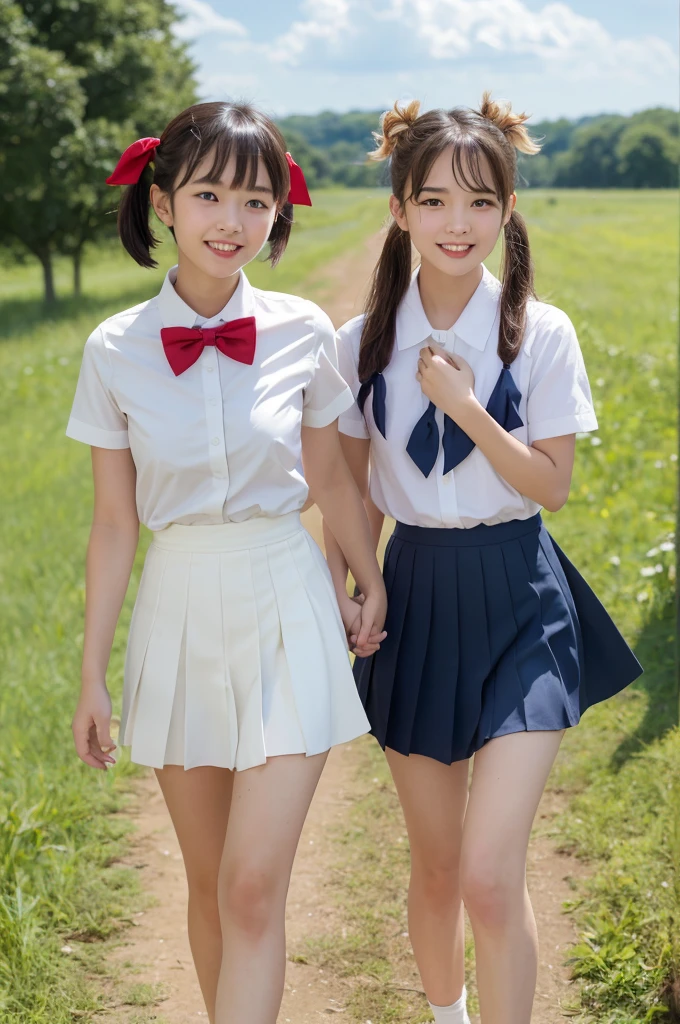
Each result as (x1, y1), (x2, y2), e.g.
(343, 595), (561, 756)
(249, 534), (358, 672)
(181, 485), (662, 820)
(203, 349), (229, 507)
(435, 331), (461, 527)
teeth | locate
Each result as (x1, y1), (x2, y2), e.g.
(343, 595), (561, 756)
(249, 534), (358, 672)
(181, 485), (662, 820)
(208, 242), (239, 251)
(441, 244), (472, 251)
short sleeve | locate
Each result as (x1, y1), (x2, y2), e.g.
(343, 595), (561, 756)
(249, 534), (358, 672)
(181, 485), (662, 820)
(65, 326), (130, 448)
(526, 309), (598, 445)
(301, 310), (355, 428)
(336, 317), (370, 439)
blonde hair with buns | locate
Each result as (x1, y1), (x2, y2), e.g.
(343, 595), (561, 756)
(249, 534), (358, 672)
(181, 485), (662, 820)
(359, 92), (541, 381)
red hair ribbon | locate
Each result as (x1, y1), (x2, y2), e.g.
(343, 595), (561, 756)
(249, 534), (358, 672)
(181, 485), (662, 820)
(106, 138), (312, 207)
(286, 152), (312, 206)
(106, 137), (161, 186)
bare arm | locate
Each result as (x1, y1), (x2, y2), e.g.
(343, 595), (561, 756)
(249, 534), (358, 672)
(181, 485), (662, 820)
(418, 347), (576, 512)
(453, 408), (575, 512)
(322, 434), (384, 596)
(72, 446), (139, 770)
(301, 421), (386, 649)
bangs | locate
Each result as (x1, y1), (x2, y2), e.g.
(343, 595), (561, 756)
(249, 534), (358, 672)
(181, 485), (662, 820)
(409, 127), (507, 203)
(173, 110), (288, 201)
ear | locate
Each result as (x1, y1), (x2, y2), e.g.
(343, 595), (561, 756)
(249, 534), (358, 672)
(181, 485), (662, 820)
(150, 184), (174, 228)
(503, 192), (517, 228)
(389, 193), (409, 233)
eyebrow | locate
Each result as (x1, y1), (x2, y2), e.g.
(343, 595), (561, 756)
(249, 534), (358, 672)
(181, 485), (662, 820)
(418, 185), (497, 196)
(193, 176), (273, 194)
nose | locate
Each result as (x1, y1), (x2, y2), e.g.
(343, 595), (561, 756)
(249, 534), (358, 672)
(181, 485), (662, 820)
(215, 202), (243, 235)
(446, 205), (471, 236)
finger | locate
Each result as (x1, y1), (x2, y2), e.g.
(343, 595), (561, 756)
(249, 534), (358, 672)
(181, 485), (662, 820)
(94, 720), (116, 754)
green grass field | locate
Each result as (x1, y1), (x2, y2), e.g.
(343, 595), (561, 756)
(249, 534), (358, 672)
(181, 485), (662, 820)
(0, 188), (677, 1023)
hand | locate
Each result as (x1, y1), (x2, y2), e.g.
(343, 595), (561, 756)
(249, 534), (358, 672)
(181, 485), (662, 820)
(72, 685), (117, 770)
(348, 585), (387, 658)
(338, 592), (385, 657)
(416, 345), (477, 418)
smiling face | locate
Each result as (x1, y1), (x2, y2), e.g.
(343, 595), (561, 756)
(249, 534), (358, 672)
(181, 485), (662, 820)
(390, 145), (515, 280)
(150, 151), (280, 284)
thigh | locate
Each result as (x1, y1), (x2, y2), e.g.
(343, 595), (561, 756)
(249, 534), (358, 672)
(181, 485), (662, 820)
(155, 765), (234, 891)
(385, 748), (469, 863)
(462, 730), (564, 875)
(220, 752), (328, 883)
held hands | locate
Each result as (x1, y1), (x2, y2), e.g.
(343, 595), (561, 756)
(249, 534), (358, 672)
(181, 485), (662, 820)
(72, 685), (117, 770)
(338, 590), (387, 658)
(416, 345), (477, 418)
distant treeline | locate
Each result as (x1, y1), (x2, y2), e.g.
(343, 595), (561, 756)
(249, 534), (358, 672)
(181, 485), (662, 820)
(279, 107), (679, 190)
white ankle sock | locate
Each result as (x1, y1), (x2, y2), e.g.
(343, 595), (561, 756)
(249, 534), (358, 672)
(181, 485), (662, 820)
(428, 985), (470, 1024)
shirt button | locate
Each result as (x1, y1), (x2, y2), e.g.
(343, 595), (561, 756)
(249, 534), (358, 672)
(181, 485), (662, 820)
(211, 436), (220, 446)
(209, 397), (218, 406)
(206, 366), (214, 374)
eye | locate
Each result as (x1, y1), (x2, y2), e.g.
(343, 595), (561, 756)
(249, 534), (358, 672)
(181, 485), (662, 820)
(421, 198), (444, 207)
(197, 191), (218, 202)
(472, 198), (494, 208)
(246, 199), (267, 209)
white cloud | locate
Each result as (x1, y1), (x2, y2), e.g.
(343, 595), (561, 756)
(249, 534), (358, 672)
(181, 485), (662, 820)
(172, 0), (248, 41)
(399, 0), (678, 76)
(266, 0), (353, 65)
(221, 0), (677, 80)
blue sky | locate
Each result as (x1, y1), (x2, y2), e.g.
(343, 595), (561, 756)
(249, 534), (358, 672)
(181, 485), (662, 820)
(172, 0), (679, 121)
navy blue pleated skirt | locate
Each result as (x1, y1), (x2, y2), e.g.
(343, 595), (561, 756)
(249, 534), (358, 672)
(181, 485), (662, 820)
(353, 514), (642, 765)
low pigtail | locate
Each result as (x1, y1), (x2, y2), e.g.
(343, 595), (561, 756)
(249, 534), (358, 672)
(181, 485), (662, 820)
(267, 202), (293, 267)
(117, 164), (159, 269)
(498, 210), (536, 366)
(358, 221), (413, 380)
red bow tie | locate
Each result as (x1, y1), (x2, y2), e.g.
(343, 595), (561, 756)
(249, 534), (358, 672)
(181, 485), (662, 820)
(161, 317), (257, 376)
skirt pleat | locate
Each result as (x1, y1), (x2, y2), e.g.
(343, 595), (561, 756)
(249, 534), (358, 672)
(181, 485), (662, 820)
(354, 514), (642, 765)
(118, 512), (370, 771)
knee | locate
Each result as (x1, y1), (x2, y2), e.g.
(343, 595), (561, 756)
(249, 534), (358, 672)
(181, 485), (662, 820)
(218, 863), (278, 940)
(412, 854), (461, 909)
(186, 863), (220, 909)
(460, 852), (523, 931)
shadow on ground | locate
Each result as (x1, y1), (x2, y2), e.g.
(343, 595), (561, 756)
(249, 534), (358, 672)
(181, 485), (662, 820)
(611, 593), (677, 770)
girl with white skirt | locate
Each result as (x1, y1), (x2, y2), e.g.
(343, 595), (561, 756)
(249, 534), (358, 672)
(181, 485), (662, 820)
(68, 101), (387, 1024)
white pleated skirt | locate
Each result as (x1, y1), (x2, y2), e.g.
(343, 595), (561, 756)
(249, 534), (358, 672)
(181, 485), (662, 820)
(118, 511), (370, 771)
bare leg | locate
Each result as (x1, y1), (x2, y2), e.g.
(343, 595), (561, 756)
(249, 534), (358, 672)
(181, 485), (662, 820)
(154, 765), (234, 1023)
(460, 730), (565, 1024)
(385, 748), (469, 1007)
(215, 751), (328, 1024)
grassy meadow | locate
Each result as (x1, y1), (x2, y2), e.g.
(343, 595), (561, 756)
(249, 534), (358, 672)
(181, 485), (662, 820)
(0, 188), (678, 1023)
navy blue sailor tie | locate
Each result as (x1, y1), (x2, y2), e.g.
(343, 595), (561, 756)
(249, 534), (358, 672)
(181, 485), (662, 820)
(406, 363), (524, 477)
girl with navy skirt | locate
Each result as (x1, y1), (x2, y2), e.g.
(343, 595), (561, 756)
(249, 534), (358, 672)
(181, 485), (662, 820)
(323, 94), (642, 1024)
(67, 102), (386, 1024)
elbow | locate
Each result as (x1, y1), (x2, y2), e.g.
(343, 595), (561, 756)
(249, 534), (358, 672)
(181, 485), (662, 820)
(542, 486), (570, 514)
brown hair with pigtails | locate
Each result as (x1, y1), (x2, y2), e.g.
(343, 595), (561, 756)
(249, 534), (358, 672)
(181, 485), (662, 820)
(117, 102), (294, 269)
(358, 92), (541, 381)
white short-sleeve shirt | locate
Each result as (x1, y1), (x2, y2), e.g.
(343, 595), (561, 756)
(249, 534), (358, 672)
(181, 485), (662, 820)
(337, 264), (598, 529)
(66, 266), (354, 531)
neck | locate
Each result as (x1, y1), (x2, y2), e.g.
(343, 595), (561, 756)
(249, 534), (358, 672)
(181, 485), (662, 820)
(417, 258), (484, 331)
(173, 255), (241, 319)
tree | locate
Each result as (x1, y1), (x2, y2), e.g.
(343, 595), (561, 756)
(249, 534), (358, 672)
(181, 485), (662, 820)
(0, 0), (197, 302)
(0, 2), (87, 302)
(616, 123), (679, 189)
(553, 116), (627, 188)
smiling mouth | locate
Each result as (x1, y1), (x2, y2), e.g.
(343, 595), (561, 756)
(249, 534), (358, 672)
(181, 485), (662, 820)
(437, 242), (474, 259)
(205, 241), (243, 253)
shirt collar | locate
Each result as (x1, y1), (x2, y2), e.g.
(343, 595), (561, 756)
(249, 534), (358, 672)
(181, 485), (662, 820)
(158, 265), (256, 329)
(395, 263), (501, 353)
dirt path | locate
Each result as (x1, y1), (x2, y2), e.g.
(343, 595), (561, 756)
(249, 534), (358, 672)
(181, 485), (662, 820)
(101, 231), (588, 1024)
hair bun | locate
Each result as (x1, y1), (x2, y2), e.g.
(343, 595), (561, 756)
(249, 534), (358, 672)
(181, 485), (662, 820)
(478, 91), (541, 155)
(369, 99), (421, 161)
